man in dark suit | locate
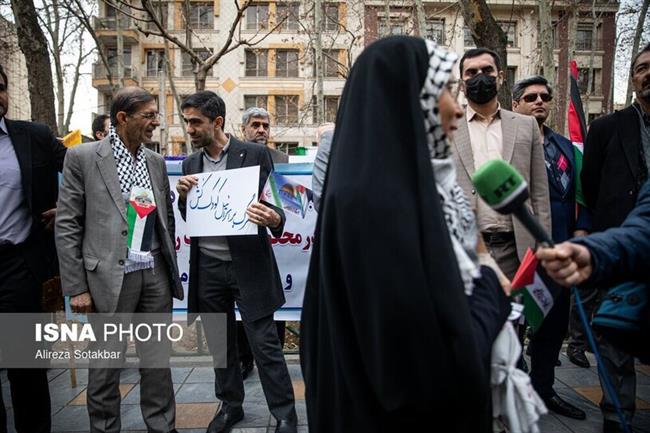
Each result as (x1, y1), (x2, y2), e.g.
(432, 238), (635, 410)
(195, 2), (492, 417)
(176, 91), (297, 433)
(0, 63), (66, 433)
(512, 75), (591, 420)
(575, 44), (650, 433)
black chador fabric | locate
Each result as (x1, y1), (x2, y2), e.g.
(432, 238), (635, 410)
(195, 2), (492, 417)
(300, 36), (491, 433)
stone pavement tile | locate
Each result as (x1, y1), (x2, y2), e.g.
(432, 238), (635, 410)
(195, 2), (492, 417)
(5, 408), (15, 433)
(172, 367), (192, 384)
(555, 366), (600, 387)
(244, 381), (267, 402)
(288, 364), (303, 381)
(68, 383), (134, 405)
(554, 387), (605, 433)
(239, 401), (272, 427)
(295, 400), (307, 426)
(0, 370), (7, 384)
(574, 385), (650, 410)
(120, 368), (141, 383)
(637, 385), (650, 407)
(185, 367), (214, 383)
(537, 413), (575, 433)
(638, 365), (650, 377)
(120, 404), (148, 430)
(2, 384), (11, 409)
(638, 372), (650, 386)
(175, 402), (219, 429)
(632, 410), (650, 433)
(51, 404), (90, 432)
(232, 429), (265, 433)
(175, 382), (219, 403)
(121, 383), (181, 405)
(48, 375), (85, 408)
(47, 368), (67, 381)
(292, 379), (305, 401)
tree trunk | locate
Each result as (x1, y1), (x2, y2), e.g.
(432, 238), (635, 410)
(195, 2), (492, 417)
(11, 0), (58, 134)
(584, 0), (599, 115)
(164, 40), (190, 154)
(459, 0), (512, 109)
(314, 0), (324, 124)
(195, 68), (207, 91)
(413, 0), (427, 37)
(625, 0), (650, 105)
(538, 0), (556, 129)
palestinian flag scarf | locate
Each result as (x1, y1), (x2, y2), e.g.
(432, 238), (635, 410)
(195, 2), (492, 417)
(109, 126), (156, 273)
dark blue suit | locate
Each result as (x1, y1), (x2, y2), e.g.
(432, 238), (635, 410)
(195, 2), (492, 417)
(529, 127), (591, 399)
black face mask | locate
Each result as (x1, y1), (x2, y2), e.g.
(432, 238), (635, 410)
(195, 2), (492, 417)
(464, 74), (498, 105)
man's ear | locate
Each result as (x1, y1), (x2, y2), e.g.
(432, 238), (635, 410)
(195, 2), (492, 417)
(215, 116), (224, 132)
(512, 100), (519, 110)
(497, 70), (505, 86)
(116, 111), (128, 126)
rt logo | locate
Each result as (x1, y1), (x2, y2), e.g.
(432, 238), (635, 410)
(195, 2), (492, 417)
(493, 176), (516, 199)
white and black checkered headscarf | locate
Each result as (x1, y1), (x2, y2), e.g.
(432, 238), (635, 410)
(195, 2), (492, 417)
(421, 40), (480, 295)
(109, 125), (152, 195)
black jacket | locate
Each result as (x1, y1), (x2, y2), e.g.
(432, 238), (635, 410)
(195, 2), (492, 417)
(582, 105), (644, 231)
(5, 119), (66, 282)
(178, 136), (286, 321)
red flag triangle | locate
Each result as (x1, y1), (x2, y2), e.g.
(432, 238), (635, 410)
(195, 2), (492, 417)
(511, 247), (538, 291)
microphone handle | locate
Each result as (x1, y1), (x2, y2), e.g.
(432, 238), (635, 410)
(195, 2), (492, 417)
(512, 206), (555, 247)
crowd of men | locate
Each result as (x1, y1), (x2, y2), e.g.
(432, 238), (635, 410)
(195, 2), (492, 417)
(0, 39), (648, 433)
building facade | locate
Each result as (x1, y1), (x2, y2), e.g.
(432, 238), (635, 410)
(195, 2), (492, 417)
(92, 0), (618, 155)
(0, 16), (31, 121)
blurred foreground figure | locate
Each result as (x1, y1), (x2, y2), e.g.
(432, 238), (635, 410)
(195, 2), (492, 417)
(301, 36), (510, 433)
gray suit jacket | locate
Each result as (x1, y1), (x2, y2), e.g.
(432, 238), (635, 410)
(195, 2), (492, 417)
(451, 108), (551, 261)
(55, 137), (183, 313)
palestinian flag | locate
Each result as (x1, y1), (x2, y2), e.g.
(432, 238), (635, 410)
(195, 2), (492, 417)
(568, 60), (588, 208)
(262, 172), (311, 218)
(126, 186), (157, 272)
(511, 248), (560, 332)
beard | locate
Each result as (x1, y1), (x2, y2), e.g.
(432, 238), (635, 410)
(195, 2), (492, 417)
(638, 87), (650, 103)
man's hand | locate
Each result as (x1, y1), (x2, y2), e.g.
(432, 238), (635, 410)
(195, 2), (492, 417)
(176, 175), (198, 201)
(247, 202), (281, 229)
(536, 242), (593, 287)
(70, 292), (93, 314)
(41, 208), (56, 231)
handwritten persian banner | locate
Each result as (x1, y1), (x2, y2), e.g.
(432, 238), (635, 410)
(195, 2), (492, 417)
(186, 166), (260, 237)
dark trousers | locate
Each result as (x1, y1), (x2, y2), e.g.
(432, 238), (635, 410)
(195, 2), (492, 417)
(568, 285), (600, 352)
(197, 253), (296, 420)
(237, 321), (286, 366)
(0, 245), (51, 433)
(528, 284), (570, 399)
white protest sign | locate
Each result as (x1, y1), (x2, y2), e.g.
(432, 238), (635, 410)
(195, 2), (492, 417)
(186, 166), (260, 237)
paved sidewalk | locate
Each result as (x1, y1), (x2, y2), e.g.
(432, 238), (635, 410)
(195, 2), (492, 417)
(2, 352), (650, 432)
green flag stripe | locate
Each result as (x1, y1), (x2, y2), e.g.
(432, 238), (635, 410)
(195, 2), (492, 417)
(126, 205), (137, 247)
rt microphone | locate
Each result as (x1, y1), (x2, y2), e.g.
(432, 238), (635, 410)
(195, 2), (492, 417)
(471, 159), (554, 247)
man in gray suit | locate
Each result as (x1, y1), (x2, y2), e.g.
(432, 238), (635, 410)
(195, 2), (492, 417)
(56, 87), (183, 433)
(451, 48), (551, 279)
(241, 107), (288, 164)
(176, 91), (297, 433)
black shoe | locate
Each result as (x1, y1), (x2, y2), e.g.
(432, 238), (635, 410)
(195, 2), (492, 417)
(603, 419), (633, 433)
(206, 407), (244, 433)
(544, 395), (586, 420)
(274, 417), (298, 433)
(241, 359), (254, 380)
(556, 358), (562, 367)
(567, 347), (590, 368)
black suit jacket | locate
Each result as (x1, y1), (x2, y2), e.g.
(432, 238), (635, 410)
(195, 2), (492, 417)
(582, 105), (644, 232)
(179, 136), (286, 321)
(5, 119), (67, 282)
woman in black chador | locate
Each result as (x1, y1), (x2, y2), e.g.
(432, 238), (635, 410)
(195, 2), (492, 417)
(300, 36), (510, 432)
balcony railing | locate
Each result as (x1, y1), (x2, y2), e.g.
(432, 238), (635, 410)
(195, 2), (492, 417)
(93, 16), (133, 30)
(93, 63), (137, 81)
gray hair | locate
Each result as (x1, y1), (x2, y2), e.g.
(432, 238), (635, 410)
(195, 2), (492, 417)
(512, 75), (553, 102)
(242, 107), (270, 125)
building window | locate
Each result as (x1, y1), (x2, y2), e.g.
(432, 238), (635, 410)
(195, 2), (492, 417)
(181, 49), (212, 77)
(275, 95), (299, 125)
(146, 49), (165, 77)
(425, 18), (445, 44)
(147, 2), (168, 30)
(497, 21), (517, 48)
(246, 4), (269, 30)
(245, 49), (268, 77)
(189, 2), (214, 29)
(507, 66), (517, 92)
(463, 27), (475, 47)
(277, 2), (299, 31)
(276, 49), (299, 78)
(276, 142), (299, 154)
(577, 67), (600, 95)
(576, 24), (597, 51)
(107, 47), (132, 68)
(378, 17), (406, 36)
(322, 49), (343, 77)
(312, 95), (339, 123)
(244, 95), (268, 110)
(322, 3), (339, 31)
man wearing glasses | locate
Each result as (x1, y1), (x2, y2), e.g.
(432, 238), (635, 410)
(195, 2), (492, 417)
(56, 87), (183, 433)
(512, 75), (591, 421)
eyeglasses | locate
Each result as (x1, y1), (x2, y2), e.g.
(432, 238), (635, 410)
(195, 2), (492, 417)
(521, 93), (552, 103)
(132, 112), (161, 120)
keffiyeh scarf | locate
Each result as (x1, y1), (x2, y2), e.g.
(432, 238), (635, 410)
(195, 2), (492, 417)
(109, 126), (157, 273)
(420, 40), (480, 295)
